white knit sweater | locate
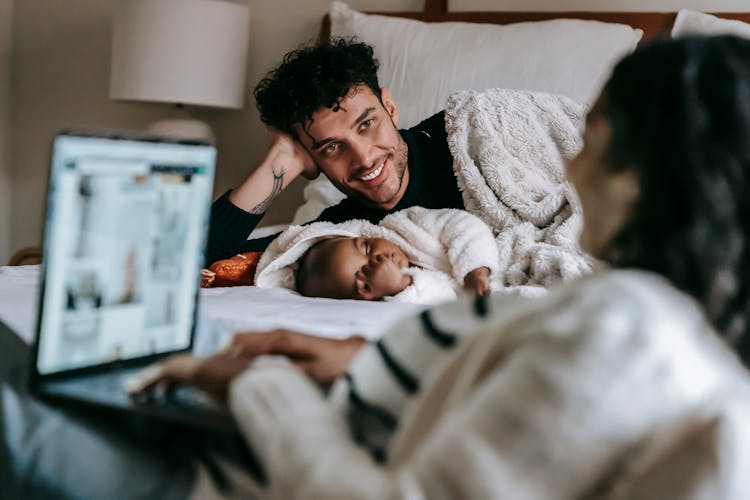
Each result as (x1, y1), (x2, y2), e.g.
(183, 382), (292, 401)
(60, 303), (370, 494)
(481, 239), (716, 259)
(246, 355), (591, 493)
(227, 270), (750, 499)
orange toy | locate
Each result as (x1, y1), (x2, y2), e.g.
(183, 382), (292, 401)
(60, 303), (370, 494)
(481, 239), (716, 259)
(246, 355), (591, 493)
(201, 251), (263, 287)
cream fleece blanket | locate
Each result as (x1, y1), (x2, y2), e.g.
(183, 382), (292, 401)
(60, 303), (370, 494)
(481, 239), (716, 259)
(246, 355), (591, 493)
(446, 88), (597, 291)
(254, 207), (500, 305)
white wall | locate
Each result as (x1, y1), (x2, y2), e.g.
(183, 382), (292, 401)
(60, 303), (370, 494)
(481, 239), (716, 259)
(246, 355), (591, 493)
(8, 0), (421, 257)
(6, 0), (748, 257)
(0, 0), (13, 265)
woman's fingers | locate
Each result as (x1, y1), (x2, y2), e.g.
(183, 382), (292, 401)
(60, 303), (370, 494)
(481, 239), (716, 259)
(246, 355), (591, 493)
(123, 331), (364, 397)
(123, 352), (251, 402)
(225, 329), (316, 360)
(123, 354), (198, 394)
(288, 335), (366, 386)
(222, 331), (276, 358)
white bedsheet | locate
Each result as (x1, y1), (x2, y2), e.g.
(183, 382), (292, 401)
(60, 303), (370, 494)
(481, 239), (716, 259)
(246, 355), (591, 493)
(0, 265), (425, 354)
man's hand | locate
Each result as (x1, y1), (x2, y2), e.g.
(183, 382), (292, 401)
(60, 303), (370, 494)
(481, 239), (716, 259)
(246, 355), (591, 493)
(229, 130), (319, 213)
(463, 267), (491, 296)
(223, 329), (366, 387)
(268, 131), (320, 180)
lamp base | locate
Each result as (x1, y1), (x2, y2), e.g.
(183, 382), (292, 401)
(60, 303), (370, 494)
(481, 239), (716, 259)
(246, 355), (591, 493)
(147, 119), (214, 141)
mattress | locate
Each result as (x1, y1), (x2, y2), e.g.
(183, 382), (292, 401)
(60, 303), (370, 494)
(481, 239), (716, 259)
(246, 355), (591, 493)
(0, 265), (426, 353)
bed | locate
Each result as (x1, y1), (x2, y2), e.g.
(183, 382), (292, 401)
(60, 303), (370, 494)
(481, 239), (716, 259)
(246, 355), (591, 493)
(5, 4), (750, 344)
(3, 2), (750, 497)
(0, 265), (425, 351)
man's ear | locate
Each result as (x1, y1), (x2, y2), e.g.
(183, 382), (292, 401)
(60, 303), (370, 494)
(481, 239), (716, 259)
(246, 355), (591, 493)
(380, 88), (399, 126)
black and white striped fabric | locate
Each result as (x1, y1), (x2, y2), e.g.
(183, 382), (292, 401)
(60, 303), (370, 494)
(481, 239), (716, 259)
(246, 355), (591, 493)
(328, 295), (491, 461)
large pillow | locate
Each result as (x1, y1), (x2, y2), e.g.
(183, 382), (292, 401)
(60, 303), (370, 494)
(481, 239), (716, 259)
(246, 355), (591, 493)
(330, 1), (641, 127)
(292, 3), (642, 224)
(672, 9), (750, 38)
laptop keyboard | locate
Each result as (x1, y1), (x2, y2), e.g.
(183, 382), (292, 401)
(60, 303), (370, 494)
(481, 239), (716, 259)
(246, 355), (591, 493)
(84, 370), (136, 392)
(80, 370), (217, 409)
(41, 368), (235, 431)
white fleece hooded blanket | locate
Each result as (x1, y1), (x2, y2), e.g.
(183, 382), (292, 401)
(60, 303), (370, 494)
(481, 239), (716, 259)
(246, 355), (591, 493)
(254, 207), (499, 305)
(446, 88), (596, 290)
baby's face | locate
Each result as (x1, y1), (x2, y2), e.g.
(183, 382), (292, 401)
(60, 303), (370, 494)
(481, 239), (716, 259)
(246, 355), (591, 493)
(315, 237), (412, 300)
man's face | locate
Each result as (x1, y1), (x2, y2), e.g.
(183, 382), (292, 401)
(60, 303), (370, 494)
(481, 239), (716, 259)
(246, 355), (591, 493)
(295, 85), (409, 211)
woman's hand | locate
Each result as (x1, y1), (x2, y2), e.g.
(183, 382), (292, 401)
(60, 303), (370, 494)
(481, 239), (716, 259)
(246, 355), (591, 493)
(464, 267), (491, 296)
(125, 329), (367, 400)
(223, 329), (366, 387)
(124, 351), (253, 402)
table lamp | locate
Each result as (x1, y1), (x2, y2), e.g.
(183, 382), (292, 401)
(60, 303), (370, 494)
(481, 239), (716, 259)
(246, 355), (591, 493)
(110, 0), (250, 140)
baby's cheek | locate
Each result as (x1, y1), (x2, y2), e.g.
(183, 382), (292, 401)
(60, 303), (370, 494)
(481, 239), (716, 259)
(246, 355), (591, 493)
(401, 272), (414, 289)
(383, 272), (411, 297)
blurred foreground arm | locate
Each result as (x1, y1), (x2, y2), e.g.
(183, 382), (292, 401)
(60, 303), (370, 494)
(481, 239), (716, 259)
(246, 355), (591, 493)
(125, 329), (366, 399)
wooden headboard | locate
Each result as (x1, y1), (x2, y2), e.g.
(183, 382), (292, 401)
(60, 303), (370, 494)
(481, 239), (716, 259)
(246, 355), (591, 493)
(321, 0), (750, 43)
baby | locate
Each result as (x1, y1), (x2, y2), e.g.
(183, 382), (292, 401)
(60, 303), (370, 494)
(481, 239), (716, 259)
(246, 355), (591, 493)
(295, 236), (490, 300)
(254, 206), (500, 305)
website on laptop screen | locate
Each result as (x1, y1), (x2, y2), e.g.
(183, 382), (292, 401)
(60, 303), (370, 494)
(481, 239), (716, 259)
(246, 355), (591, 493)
(37, 134), (216, 375)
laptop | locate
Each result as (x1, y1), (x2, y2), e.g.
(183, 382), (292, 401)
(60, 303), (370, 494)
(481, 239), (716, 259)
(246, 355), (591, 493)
(29, 130), (235, 432)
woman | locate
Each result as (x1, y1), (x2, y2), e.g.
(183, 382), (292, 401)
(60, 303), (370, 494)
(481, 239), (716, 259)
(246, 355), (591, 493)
(135, 36), (750, 498)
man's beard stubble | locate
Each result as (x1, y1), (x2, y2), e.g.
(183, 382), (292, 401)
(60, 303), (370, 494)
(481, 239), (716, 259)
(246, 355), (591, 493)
(361, 133), (409, 209)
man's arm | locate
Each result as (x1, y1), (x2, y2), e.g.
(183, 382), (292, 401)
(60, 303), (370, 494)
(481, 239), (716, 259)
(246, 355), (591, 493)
(206, 133), (319, 264)
(228, 133), (318, 213)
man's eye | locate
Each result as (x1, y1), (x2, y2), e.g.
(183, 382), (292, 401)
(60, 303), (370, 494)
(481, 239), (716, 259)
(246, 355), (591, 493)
(360, 119), (374, 131)
(365, 242), (370, 254)
(323, 143), (340, 155)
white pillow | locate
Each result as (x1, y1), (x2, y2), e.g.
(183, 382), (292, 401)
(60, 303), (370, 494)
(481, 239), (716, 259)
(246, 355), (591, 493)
(672, 10), (750, 39)
(292, 2), (642, 224)
(331, 1), (641, 128)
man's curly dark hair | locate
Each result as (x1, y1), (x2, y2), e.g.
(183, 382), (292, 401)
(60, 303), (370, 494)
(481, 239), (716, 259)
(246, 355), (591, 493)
(254, 39), (382, 136)
(600, 35), (750, 365)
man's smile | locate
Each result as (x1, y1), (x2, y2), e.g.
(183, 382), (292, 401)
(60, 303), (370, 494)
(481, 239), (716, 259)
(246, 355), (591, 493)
(355, 156), (388, 183)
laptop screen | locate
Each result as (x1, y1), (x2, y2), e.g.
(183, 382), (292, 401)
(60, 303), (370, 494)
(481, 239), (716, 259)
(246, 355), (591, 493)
(36, 133), (216, 376)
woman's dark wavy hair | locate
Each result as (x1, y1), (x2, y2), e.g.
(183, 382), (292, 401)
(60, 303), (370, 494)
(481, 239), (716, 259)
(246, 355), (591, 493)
(600, 35), (750, 364)
(254, 39), (381, 136)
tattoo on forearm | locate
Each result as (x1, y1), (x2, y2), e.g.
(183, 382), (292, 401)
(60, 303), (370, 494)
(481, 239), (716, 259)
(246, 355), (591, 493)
(249, 168), (285, 214)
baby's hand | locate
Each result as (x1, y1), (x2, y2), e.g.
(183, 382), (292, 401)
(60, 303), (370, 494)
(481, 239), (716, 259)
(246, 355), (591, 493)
(463, 267), (491, 296)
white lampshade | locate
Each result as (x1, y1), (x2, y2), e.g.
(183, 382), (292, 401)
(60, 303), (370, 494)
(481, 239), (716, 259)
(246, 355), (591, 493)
(110, 0), (250, 109)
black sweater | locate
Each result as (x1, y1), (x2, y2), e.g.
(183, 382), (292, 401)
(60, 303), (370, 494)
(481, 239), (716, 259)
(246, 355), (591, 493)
(206, 111), (462, 265)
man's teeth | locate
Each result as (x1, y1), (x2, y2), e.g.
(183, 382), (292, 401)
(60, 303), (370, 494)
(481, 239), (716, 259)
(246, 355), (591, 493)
(360, 162), (384, 181)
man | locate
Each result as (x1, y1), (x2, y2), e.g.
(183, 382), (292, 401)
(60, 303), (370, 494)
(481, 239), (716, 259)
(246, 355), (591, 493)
(207, 39), (463, 265)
